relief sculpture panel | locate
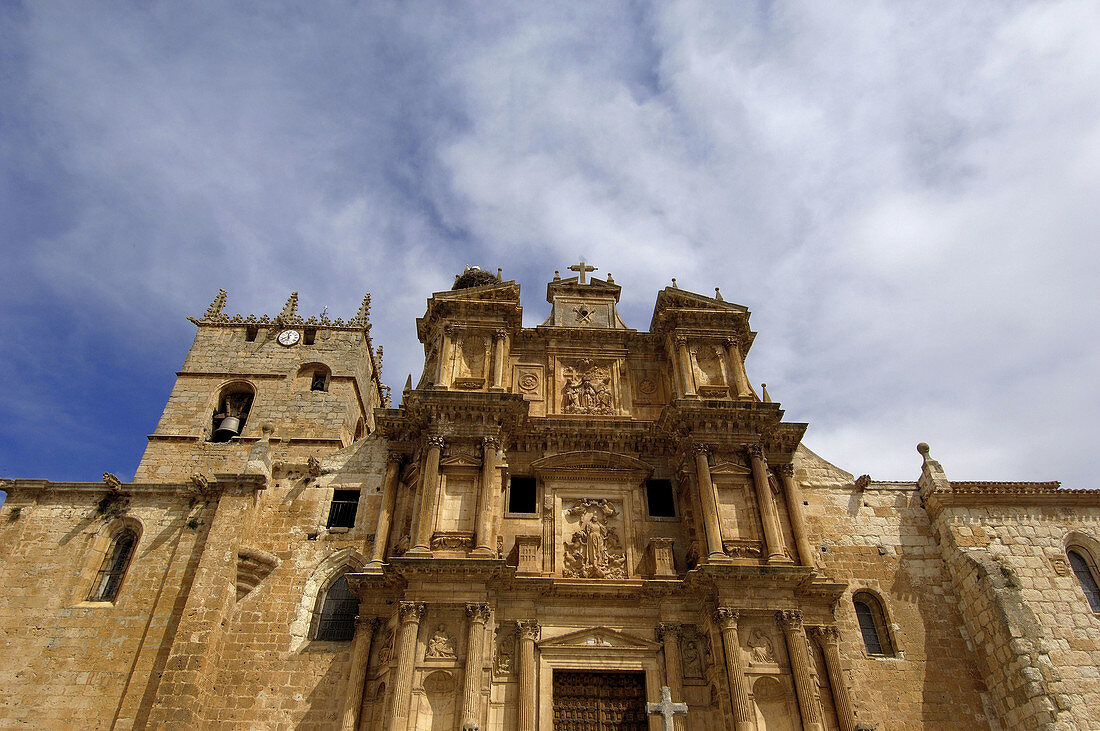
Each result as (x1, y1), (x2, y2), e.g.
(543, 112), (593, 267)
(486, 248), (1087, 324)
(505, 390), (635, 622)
(562, 498), (627, 579)
(561, 359), (616, 415)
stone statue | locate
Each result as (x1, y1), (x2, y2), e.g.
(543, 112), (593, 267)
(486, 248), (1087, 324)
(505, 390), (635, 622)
(426, 624), (456, 659)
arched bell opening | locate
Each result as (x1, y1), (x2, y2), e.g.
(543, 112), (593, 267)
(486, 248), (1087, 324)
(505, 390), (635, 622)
(210, 382), (255, 442)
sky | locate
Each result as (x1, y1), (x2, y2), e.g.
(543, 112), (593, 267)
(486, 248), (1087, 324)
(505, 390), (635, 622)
(2, 1), (1099, 489)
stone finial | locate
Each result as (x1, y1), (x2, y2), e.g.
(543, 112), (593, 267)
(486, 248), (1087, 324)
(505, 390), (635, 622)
(496, 267), (503, 281)
(854, 474), (871, 491)
(606, 272), (614, 283)
(351, 293), (372, 327)
(375, 346), (383, 371)
(278, 292), (299, 322)
(553, 270), (561, 281)
(403, 374), (413, 392)
(671, 278), (678, 288)
(203, 289), (228, 320)
(761, 383), (772, 403)
(381, 384), (392, 408)
(715, 287), (724, 301)
(917, 441), (949, 498)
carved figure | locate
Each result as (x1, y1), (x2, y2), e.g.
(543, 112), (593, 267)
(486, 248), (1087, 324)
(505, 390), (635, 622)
(562, 499), (626, 579)
(426, 624), (456, 659)
(749, 629), (777, 664)
(377, 628), (394, 664)
(495, 633), (514, 674)
(682, 639), (704, 678)
(560, 359), (615, 415)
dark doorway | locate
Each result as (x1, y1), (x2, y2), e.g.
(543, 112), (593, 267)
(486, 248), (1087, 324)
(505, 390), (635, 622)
(552, 670), (648, 730)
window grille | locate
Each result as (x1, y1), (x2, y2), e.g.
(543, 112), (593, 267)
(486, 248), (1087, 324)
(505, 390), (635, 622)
(89, 529), (137, 602)
(1068, 549), (1100, 612)
(327, 490), (359, 529)
(315, 575), (357, 641)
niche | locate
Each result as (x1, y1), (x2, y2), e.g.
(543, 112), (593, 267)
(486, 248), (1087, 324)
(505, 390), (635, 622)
(210, 383), (255, 442)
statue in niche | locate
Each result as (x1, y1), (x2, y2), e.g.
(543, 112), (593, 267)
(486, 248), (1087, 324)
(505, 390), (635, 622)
(377, 628), (394, 664)
(455, 337), (486, 379)
(682, 638), (704, 679)
(562, 499), (627, 579)
(426, 624), (456, 659)
(494, 632), (514, 675)
(748, 629), (776, 665)
(561, 359), (615, 414)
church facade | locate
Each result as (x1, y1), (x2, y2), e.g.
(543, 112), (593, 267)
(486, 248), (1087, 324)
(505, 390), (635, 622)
(1, 264), (1099, 730)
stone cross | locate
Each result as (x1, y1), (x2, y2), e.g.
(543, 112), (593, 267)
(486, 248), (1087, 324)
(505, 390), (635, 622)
(646, 685), (688, 730)
(568, 258), (597, 284)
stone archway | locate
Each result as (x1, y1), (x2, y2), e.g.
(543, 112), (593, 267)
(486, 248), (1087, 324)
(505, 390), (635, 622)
(753, 676), (796, 731)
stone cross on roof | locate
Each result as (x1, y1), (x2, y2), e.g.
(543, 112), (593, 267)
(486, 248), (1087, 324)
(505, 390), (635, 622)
(647, 685), (688, 729)
(568, 258), (597, 284)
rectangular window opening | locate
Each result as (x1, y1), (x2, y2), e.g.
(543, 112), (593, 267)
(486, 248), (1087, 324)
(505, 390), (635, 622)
(311, 372), (328, 392)
(646, 479), (676, 518)
(508, 476), (537, 514)
(245, 325), (258, 342)
(304, 327), (317, 345)
(327, 489), (359, 529)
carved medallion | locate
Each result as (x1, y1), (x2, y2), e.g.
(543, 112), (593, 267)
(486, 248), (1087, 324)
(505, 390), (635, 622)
(562, 499), (627, 579)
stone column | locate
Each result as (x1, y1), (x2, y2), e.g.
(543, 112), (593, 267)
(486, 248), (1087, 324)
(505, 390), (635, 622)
(490, 328), (507, 391)
(810, 626), (857, 731)
(693, 446), (725, 560)
(775, 463), (814, 568)
(472, 436), (500, 556)
(341, 616), (380, 731)
(434, 326), (452, 387)
(724, 336), (753, 398)
(714, 608), (755, 731)
(675, 335), (696, 397)
(461, 603), (492, 730)
(409, 436), (445, 554)
(516, 620), (540, 731)
(747, 445), (787, 563)
(368, 454), (403, 568)
(777, 610), (824, 731)
(657, 623), (688, 731)
(386, 601), (426, 730)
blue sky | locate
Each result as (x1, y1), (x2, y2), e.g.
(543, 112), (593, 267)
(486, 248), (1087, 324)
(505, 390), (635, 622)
(2, 1), (1099, 488)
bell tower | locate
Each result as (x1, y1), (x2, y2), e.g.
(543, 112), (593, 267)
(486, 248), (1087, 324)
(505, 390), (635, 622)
(133, 290), (385, 482)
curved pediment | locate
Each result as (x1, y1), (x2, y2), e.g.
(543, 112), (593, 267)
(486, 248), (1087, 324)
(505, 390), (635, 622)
(530, 450), (653, 477)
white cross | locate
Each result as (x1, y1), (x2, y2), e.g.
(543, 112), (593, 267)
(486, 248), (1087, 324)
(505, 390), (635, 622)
(646, 685), (688, 729)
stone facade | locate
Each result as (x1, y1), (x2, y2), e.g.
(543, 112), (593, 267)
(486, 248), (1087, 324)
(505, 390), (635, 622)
(1, 265), (1099, 730)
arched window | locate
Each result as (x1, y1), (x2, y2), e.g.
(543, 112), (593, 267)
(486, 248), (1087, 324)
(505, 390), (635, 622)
(210, 382), (254, 442)
(315, 573), (358, 641)
(89, 528), (138, 602)
(852, 591), (894, 656)
(1067, 547), (1100, 612)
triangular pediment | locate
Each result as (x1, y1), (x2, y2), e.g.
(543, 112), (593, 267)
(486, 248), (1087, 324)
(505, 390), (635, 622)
(440, 451), (482, 468)
(654, 287), (746, 313)
(530, 450), (653, 475)
(433, 280), (521, 303)
(710, 460), (753, 477)
(538, 626), (660, 651)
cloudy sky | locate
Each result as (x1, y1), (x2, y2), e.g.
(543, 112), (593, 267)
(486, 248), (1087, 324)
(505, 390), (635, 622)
(2, 1), (1098, 491)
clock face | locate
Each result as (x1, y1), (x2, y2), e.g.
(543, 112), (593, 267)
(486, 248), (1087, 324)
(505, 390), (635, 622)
(277, 329), (301, 347)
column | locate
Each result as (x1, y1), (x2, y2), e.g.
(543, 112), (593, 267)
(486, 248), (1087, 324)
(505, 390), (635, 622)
(747, 445), (788, 563)
(810, 626), (857, 731)
(724, 336), (753, 398)
(693, 445), (726, 560)
(386, 601), (426, 730)
(461, 603), (492, 730)
(777, 611), (824, 731)
(490, 328), (507, 391)
(714, 608), (755, 731)
(657, 623), (688, 731)
(409, 435), (445, 554)
(368, 454), (403, 568)
(341, 616), (380, 731)
(775, 463), (814, 568)
(472, 436), (500, 556)
(434, 326), (451, 387)
(675, 335), (697, 397)
(516, 619), (540, 731)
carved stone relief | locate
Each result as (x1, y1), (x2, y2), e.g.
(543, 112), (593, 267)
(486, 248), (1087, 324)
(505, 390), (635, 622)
(682, 631), (705, 680)
(377, 627), (394, 664)
(561, 359), (616, 415)
(562, 499), (626, 579)
(494, 630), (514, 675)
(692, 346), (726, 387)
(748, 629), (777, 665)
(426, 624), (456, 659)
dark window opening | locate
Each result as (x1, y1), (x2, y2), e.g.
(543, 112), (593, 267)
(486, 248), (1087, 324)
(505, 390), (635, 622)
(353, 418), (365, 441)
(853, 593), (893, 656)
(508, 476), (537, 514)
(304, 327), (317, 345)
(89, 529), (137, 602)
(315, 574), (357, 641)
(1068, 549), (1100, 611)
(211, 387), (254, 442)
(327, 489), (359, 529)
(311, 371), (328, 392)
(245, 325), (258, 342)
(646, 479), (676, 518)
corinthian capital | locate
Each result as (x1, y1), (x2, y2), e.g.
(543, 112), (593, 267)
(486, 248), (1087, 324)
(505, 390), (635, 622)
(808, 625), (839, 646)
(713, 607), (739, 629)
(776, 609), (803, 630)
(775, 462), (794, 477)
(516, 619), (541, 641)
(747, 443), (765, 460)
(674, 335), (688, 347)
(724, 335), (741, 349)
(465, 603), (492, 623)
(656, 622), (682, 642)
(398, 601), (427, 623)
(387, 451), (405, 465)
(426, 435), (447, 451)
